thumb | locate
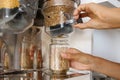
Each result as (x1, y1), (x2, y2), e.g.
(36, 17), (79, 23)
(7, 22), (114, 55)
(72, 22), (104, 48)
(61, 52), (91, 65)
(74, 23), (89, 29)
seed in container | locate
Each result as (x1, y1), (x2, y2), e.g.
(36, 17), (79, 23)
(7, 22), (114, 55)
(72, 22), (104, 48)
(50, 46), (69, 74)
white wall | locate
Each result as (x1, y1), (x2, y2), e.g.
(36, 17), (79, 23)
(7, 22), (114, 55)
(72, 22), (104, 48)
(93, 29), (120, 63)
(69, 28), (93, 54)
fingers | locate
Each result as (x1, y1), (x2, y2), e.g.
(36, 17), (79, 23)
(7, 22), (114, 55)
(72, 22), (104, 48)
(61, 52), (79, 61)
(61, 48), (92, 64)
(65, 48), (80, 53)
(61, 51), (91, 70)
(73, 4), (88, 19)
(74, 23), (88, 29)
(74, 20), (96, 29)
(71, 61), (90, 70)
(61, 48), (81, 61)
(61, 48), (93, 70)
(80, 13), (88, 18)
(73, 4), (91, 29)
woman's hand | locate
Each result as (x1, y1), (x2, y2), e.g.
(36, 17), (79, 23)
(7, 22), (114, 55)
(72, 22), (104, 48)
(61, 48), (94, 70)
(73, 3), (120, 29)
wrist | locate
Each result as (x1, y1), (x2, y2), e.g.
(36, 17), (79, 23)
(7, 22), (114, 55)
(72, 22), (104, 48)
(87, 55), (102, 71)
(83, 54), (97, 71)
(89, 55), (107, 72)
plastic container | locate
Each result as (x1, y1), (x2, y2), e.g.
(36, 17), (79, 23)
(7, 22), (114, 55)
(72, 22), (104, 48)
(42, 0), (80, 37)
(0, 0), (38, 33)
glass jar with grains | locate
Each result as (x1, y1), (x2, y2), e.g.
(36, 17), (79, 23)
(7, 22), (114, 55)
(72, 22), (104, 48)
(42, 0), (80, 37)
(49, 36), (69, 74)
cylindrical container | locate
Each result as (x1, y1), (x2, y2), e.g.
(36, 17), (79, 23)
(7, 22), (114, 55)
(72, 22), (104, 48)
(50, 37), (69, 74)
(21, 36), (33, 69)
(30, 27), (43, 69)
(20, 26), (43, 70)
(42, 0), (80, 37)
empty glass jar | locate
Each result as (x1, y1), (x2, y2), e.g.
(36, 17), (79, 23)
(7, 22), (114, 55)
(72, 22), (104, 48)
(42, 0), (80, 37)
(49, 36), (69, 74)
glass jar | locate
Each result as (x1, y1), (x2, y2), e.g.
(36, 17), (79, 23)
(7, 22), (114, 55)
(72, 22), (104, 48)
(20, 26), (43, 70)
(42, 0), (80, 37)
(21, 36), (33, 69)
(49, 37), (69, 74)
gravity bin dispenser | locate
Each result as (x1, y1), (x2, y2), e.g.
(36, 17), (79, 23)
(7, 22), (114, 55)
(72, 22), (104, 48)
(0, 0), (42, 72)
(42, 0), (81, 75)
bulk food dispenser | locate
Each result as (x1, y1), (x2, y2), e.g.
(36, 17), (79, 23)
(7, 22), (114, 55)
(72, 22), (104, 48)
(42, 0), (80, 75)
(42, 0), (80, 37)
(0, 0), (39, 72)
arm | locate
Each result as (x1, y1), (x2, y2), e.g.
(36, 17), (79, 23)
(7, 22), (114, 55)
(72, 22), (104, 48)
(91, 55), (120, 79)
(61, 48), (120, 79)
(104, 8), (120, 28)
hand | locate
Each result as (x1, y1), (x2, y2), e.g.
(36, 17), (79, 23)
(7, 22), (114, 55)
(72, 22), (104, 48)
(73, 3), (120, 29)
(61, 48), (94, 70)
